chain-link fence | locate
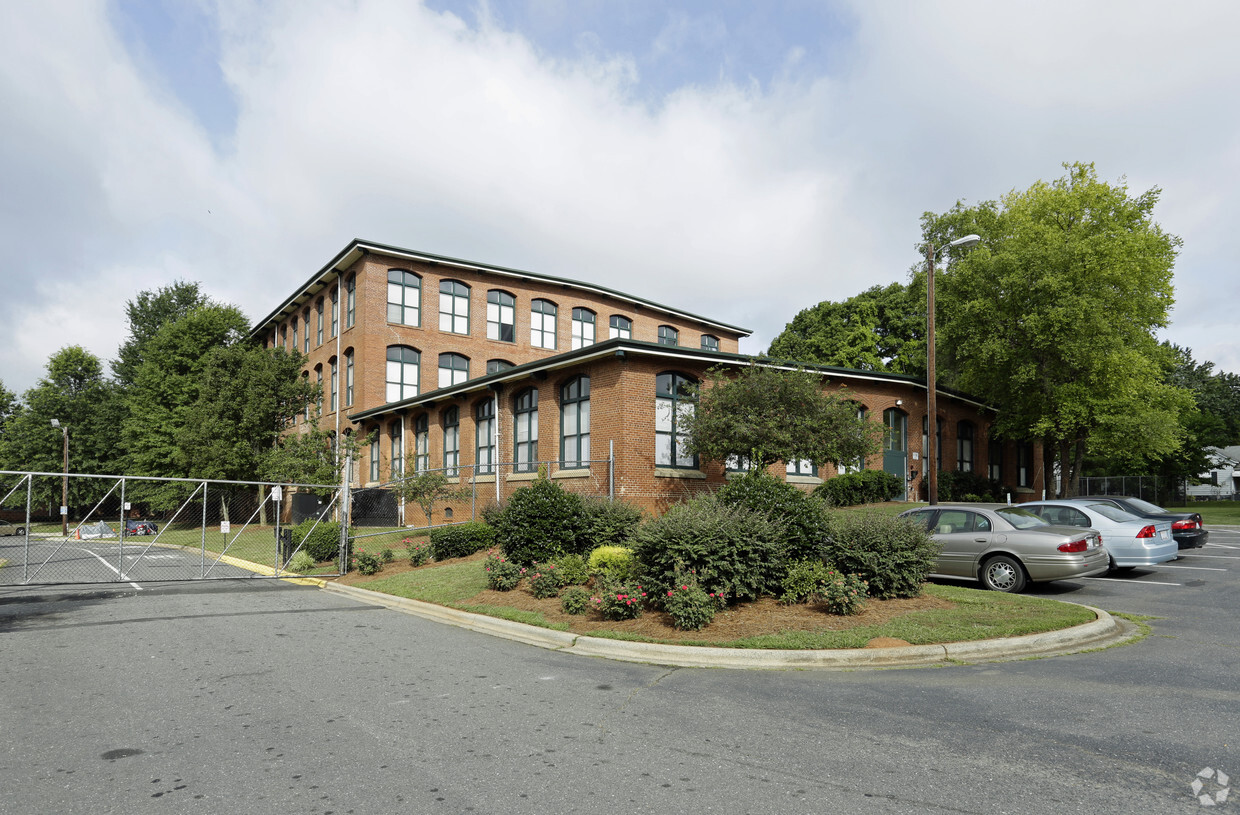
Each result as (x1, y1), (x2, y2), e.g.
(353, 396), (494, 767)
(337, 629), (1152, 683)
(0, 470), (343, 586)
(1078, 475), (1186, 506)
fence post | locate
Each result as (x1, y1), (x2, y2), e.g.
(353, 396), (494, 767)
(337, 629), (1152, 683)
(609, 439), (615, 502)
(339, 455), (352, 573)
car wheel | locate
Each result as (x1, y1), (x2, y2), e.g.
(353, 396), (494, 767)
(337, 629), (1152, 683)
(980, 555), (1027, 593)
(13, 526), (25, 536)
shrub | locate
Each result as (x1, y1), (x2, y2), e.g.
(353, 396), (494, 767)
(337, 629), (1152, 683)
(587, 545), (636, 582)
(381, 548), (395, 563)
(495, 478), (585, 565)
(353, 548), (383, 576)
(405, 537), (432, 567)
(579, 496), (644, 549)
(663, 576), (725, 631)
(592, 581), (647, 620)
(551, 553), (591, 586)
(560, 586), (591, 615)
(824, 510), (939, 599)
(291, 519), (346, 562)
(285, 550), (316, 574)
(716, 469), (831, 563)
(528, 565), (561, 599)
(430, 522), (497, 561)
(779, 559), (837, 605)
(814, 470), (903, 507)
(936, 470), (1001, 503)
(483, 550), (523, 591)
(630, 493), (785, 601)
(817, 570), (868, 616)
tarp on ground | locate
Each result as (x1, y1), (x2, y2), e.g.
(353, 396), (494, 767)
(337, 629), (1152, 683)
(76, 521), (116, 539)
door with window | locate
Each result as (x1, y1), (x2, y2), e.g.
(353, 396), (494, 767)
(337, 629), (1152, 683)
(882, 408), (908, 500)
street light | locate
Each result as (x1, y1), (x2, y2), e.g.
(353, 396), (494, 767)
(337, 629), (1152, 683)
(925, 234), (981, 506)
(51, 419), (68, 536)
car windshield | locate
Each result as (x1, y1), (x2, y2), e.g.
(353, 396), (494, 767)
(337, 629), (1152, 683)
(995, 507), (1049, 529)
(1124, 497), (1167, 514)
(1087, 504), (1140, 523)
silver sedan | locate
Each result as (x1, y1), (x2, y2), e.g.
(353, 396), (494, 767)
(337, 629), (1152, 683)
(1021, 501), (1177, 570)
(899, 505), (1110, 593)
(0, 520), (26, 536)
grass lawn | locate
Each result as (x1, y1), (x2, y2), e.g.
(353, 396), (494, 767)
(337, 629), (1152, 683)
(1166, 501), (1240, 526)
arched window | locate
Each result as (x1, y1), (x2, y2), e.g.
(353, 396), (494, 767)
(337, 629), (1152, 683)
(655, 372), (696, 468)
(439, 280), (470, 334)
(514, 388), (538, 472)
(476, 400), (496, 475)
(330, 287), (338, 337)
(443, 407), (460, 477)
(487, 290), (515, 342)
(280, 324), (287, 348)
(701, 334), (719, 351)
(316, 299), (324, 345)
(438, 353), (469, 388)
(571, 308), (596, 349)
(387, 269), (420, 326)
(414, 414), (429, 473)
(487, 359), (514, 375)
(369, 431), (380, 482)
(291, 317), (298, 351)
(561, 376), (590, 468)
(657, 325), (679, 346)
(329, 357), (338, 412)
(303, 309), (311, 353)
(315, 365), (323, 413)
(386, 346), (420, 402)
(922, 415), (943, 470)
(884, 408), (907, 452)
(531, 299), (557, 349)
(390, 420), (404, 477)
(609, 315), (632, 339)
(346, 275), (356, 328)
(957, 421), (975, 472)
(344, 350), (354, 407)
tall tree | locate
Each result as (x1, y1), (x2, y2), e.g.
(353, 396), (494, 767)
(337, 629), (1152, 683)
(681, 363), (881, 470)
(766, 282), (927, 375)
(112, 281), (211, 388)
(927, 162), (1192, 496)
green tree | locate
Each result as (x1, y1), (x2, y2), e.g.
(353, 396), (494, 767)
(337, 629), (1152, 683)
(766, 282), (927, 375)
(112, 281), (212, 388)
(927, 162), (1191, 496)
(681, 363), (881, 471)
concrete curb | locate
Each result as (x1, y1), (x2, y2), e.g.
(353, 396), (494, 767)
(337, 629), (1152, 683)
(321, 582), (1139, 670)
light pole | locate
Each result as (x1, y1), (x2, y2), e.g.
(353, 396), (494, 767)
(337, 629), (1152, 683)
(50, 419), (68, 535)
(925, 234), (980, 505)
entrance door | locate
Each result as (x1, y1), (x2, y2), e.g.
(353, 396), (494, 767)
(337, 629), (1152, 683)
(883, 408), (908, 501)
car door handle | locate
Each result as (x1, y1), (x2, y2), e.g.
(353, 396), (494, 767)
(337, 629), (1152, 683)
(974, 538), (988, 543)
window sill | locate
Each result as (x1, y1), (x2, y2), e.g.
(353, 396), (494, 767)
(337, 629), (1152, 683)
(552, 469), (592, 479)
(655, 468), (706, 480)
(472, 474), (496, 484)
(786, 475), (823, 485)
(507, 472), (540, 482)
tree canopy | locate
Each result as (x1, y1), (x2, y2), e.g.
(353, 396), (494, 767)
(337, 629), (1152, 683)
(681, 363), (881, 471)
(112, 281), (212, 387)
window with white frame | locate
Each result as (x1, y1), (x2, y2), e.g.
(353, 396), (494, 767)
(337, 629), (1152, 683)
(486, 290), (515, 342)
(438, 353), (469, 388)
(655, 372), (696, 468)
(439, 280), (470, 334)
(531, 299), (557, 349)
(657, 325), (679, 346)
(609, 315), (632, 339)
(387, 269), (420, 326)
(385, 346), (419, 402)
(514, 388), (538, 472)
(561, 376), (590, 468)
(786, 458), (817, 477)
(571, 308), (596, 349)
(475, 400), (495, 475)
(443, 407), (460, 477)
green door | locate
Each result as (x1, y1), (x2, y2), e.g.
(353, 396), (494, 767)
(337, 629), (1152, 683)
(883, 408), (908, 501)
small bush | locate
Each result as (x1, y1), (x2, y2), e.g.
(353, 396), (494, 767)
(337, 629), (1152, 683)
(528, 565), (561, 599)
(405, 537), (432, 567)
(817, 570), (868, 616)
(579, 497), (644, 549)
(663, 577), (725, 631)
(551, 553), (591, 586)
(495, 478), (585, 565)
(430, 522), (497, 561)
(630, 493), (785, 601)
(779, 559), (837, 605)
(717, 469), (831, 563)
(587, 545), (636, 582)
(814, 470), (903, 507)
(937, 470), (1001, 503)
(824, 510), (939, 599)
(381, 548), (395, 563)
(353, 548), (383, 576)
(291, 519), (346, 562)
(483, 550), (523, 591)
(285, 550), (316, 574)
(560, 586), (591, 615)
(592, 581), (647, 620)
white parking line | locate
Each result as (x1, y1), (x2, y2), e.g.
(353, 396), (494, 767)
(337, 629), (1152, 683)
(1178, 554), (1240, 560)
(1160, 565), (1227, 571)
(1088, 577), (1182, 585)
(71, 546), (142, 590)
(1207, 543), (1240, 550)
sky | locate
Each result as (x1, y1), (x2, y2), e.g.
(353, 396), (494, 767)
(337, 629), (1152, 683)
(2, 0), (1238, 398)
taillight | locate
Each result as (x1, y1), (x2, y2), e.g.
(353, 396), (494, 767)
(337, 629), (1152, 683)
(1058, 539), (1088, 553)
(1136, 525), (1157, 539)
(1172, 519), (1200, 531)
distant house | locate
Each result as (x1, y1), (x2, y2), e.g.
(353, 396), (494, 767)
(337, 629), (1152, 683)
(1189, 446), (1240, 499)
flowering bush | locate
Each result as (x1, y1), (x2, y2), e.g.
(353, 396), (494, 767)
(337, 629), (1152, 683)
(483, 549), (523, 591)
(560, 586), (591, 615)
(381, 548), (395, 564)
(816, 570), (868, 616)
(405, 537), (433, 567)
(528, 564), (561, 599)
(592, 582), (647, 620)
(353, 548), (383, 576)
(663, 578), (725, 631)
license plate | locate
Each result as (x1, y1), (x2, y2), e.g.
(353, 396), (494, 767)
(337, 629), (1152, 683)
(1160, 530), (1169, 539)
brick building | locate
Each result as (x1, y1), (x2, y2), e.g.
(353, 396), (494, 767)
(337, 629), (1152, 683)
(252, 239), (1045, 519)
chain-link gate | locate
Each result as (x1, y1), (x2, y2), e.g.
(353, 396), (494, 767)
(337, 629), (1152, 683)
(0, 470), (346, 587)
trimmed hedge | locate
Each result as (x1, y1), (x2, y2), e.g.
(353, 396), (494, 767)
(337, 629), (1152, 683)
(823, 510), (939, 599)
(495, 477), (585, 565)
(291, 519), (347, 562)
(579, 496), (644, 549)
(429, 522), (497, 560)
(815, 470), (903, 506)
(716, 469), (831, 563)
(936, 469), (1003, 502)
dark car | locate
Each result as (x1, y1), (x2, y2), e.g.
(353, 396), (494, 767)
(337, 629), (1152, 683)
(124, 519), (158, 535)
(1068, 496), (1207, 550)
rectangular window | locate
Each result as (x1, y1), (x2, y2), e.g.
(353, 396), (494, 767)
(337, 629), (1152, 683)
(414, 415), (429, 474)
(439, 280), (470, 334)
(443, 408), (460, 477)
(345, 353), (354, 406)
(561, 377), (590, 468)
(438, 353), (469, 388)
(346, 277), (355, 328)
(330, 289), (338, 338)
(531, 300), (557, 349)
(303, 311), (311, 353)
(291, 318), (298, 352)
(988, 438), (1003, 482)
(515, 389), (538, 473)
(370, 436), (380, 482)
(387, 270), (420, 326)
(486, 290), (515, 342)
(1017, 443), (1033, 488)
(390, 422), (404, 477)
(571, 308), (595, 349)
(786, 459), (816, 477)
(609, 315), (632, 339)
(476, 401), (495, 475)
(316, 300), (324, 345)
(329, 359), (338, 412)
(957, 422), (974, 472)
(386, 346), (420, 402)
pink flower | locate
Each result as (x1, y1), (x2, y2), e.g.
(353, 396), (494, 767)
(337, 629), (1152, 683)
(681, 585), (688, 591)
(667, 590), (673, 597)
